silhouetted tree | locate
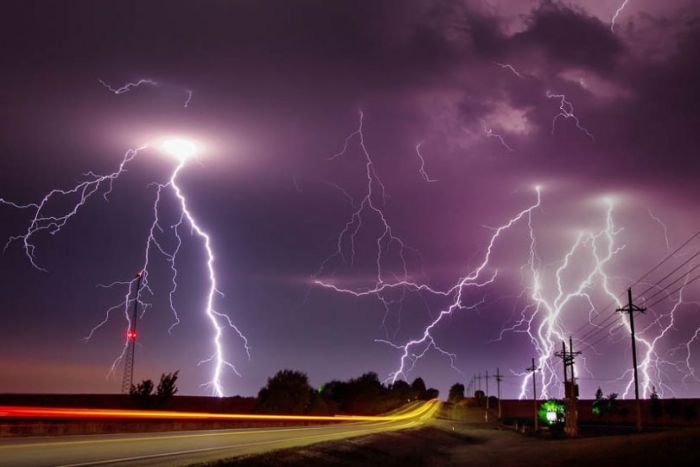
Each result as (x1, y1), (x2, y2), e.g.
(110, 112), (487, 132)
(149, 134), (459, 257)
(592, 392), (618, 420)
(156, 371), (179, 406)
(595, 387), (603, 401)
(130, 379), (154, 408)
(606, 393), (619, 420)
(307, 390), (333, 415)
(389, 380), (414, 402)
(650, 386), (663, 419)
(411, 377), (427, 399)
(448, 383), (465, 403)
(425, 388), (439, 399)
(257, 369), (312, 414)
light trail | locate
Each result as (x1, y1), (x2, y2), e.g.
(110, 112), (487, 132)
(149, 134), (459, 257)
(0, 399), (438, 422)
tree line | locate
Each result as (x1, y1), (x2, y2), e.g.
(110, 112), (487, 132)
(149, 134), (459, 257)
(256, 369), (440, 415)
(129, 369), (443, 415)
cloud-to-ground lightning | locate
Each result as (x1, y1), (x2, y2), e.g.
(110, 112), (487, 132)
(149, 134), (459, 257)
(0, 140), (249, 396)
(415, 142), (438, 182)
(312, 110), (420, 342)
(315, 163), (698, 399)
(315, 110), (410, 287)
(506, 198), (626, 398)
(316, 151), (543, 383)
(546, 90), (595, 140)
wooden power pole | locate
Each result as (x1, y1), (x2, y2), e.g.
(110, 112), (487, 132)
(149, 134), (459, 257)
(495, 368), (503, 419)
(617, 287), (646, 432)
(526, 358), (538, 431)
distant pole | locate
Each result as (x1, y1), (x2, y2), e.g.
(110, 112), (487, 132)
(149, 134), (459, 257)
(617, 288), (646, 432)
(485, 369), (490, 422)
(567, 337), (581, 436)
(495, 368), (503, 419)
(569, 337), (576, 384)
(121, 271), (143, 394)
(562, 341), (568, 385)
(527, 358), (538, 431)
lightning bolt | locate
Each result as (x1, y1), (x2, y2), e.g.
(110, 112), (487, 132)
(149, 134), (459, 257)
(98, 79), (158, 95)
(316, 167), (542, 383)
(611, 0), (631, 32)
(480, 119), (515, 152)
(415, 142), (438, 183)
(546, 90), (594, 140)
(311, 110), (420, 342)
(1, 144), (249, 396)
(507, 198), (625, 398)
(494, 62), (524, 79)
(573, 215), (700, 400)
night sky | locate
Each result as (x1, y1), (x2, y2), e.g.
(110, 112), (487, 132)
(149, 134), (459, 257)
(1, 0), (699, 400)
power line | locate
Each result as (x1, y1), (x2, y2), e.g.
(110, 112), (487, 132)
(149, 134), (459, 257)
(644, 274), (700, 310)
(571, 229), (700, 342)
(640, 264), (700, 304)
(637, 251), (700, 299)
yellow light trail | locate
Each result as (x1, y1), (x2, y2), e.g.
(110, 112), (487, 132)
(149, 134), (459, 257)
(0, 399), (438, 422)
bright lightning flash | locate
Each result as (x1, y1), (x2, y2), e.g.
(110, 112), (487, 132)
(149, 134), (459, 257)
(1, 138), (249, 396)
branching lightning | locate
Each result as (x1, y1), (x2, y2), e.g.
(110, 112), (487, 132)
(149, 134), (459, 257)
(506, 198), (626, 398)
(546, 90), (595, 140)
(315, 133), (543, 383)
(1, 142), (249, 396)
(480, 119), (514, 152)
(315, 131), (700, 397)
(98, 79), (158, 95)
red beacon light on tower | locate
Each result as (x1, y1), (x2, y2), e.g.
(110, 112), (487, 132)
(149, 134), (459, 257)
(126, 329), (137, 340)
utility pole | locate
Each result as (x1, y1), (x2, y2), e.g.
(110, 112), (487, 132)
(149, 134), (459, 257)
(617, 287), (646, 432)
(568, 337), (579, 388)
(121, 271), (144, 394)
(526, 358), (538, 431)
(485, 369), (490, 422)
(556, 341), (568, 385)
(495, 368), (503, 419)
(555, 337), (581, 436)
(477, 373), (482, 392)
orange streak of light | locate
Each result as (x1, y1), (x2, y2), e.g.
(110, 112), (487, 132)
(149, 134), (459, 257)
(0, 399), (437, 422)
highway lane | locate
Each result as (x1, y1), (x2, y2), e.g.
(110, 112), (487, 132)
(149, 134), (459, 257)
(0, 400), (439, 466)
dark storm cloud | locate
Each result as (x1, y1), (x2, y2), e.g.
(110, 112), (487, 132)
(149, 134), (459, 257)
(509, 1), (625, 73)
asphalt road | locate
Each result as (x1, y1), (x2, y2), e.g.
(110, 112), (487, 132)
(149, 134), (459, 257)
(0, 400), (439, 466)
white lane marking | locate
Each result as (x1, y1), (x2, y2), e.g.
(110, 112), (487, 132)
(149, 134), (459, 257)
(56, 419), (422, 466)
